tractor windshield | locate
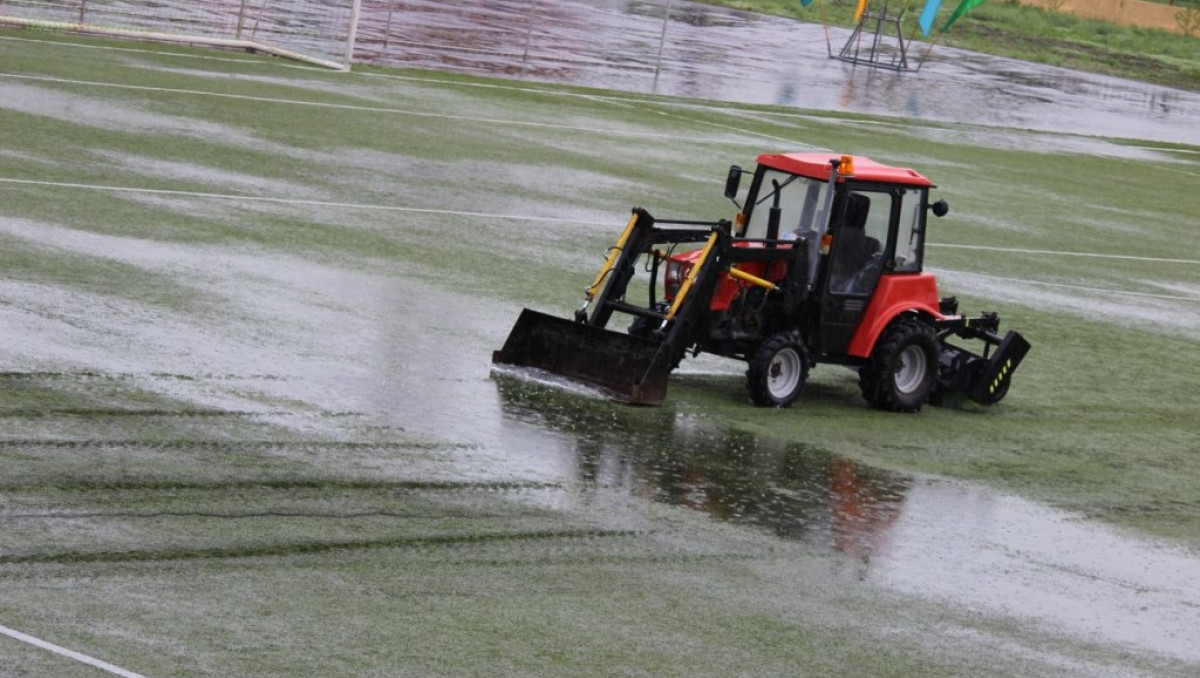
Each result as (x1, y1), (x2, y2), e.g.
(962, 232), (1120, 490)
(743, 170), (830, 242)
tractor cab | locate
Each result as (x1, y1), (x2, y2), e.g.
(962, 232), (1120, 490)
(680, 153), (946, 361)
(494, 152), (1028, 411)
(739, 153), (934, 292)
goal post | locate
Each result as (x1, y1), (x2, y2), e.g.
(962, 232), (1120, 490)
(0, 0), (363, 71)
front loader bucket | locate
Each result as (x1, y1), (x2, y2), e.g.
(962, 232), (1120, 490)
(491, 308), (673, 405)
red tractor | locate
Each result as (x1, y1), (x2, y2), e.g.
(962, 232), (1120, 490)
(494, 153), (1029, 411)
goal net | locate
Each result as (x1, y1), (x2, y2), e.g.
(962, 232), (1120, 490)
(0, 0), (361, 70)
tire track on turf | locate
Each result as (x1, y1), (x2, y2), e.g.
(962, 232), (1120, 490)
(0, 439), (473, 453)
(0, 478), (555, 493)
(0, 529), (640, 565)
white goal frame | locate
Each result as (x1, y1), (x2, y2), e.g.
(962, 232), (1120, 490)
(0, 0), (362, 70)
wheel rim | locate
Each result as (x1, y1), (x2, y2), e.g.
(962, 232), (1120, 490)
(768, 348), (803, 400)
(894, 345), (928, 395)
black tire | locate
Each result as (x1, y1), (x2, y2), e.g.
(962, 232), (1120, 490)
(859, 317), (938, 412)
(747, 332), (810, 407)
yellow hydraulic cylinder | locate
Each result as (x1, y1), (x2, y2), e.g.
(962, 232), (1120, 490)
(584, 211), (640, 302)
(665, 231), (720, 322)
(727, 266), (779, 292)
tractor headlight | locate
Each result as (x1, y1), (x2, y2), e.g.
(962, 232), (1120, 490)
(664, 260), (688, 298)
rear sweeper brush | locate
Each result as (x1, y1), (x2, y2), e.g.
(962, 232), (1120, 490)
(494, 153), (1029, 411)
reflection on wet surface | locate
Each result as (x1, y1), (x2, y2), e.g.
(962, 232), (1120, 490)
(491, 373), (1200, 662)
(494, 372), (907, 559)
(353, 0), (1199, 145)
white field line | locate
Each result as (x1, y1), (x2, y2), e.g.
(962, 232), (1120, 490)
(0, 35), (794, 144)
(6, 63), (1191, 175)
(928, 243), (1200, 265)
(931, 269), (1200, 302)
(0, 623), (147, 678)
(0, 177), (613, 225)
(5, 176), (1198, 303)
(7, 31), (1200, 161)
(0, 33), (892, 130)
(0, 71), (760, 145)
(8, 35), (1198, 163)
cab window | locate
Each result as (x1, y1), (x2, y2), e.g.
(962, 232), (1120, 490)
(893, 188), (925, 272)
(743, 170), (830, 241)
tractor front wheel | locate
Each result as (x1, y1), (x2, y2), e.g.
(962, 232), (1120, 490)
(859, 318), (938, 412)
(747, 332), (810, 407)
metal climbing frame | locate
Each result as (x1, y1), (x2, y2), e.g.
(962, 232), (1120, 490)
(835, 1), (912, 72)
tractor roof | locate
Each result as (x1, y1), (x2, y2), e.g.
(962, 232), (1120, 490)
(757, 153), (934, 187)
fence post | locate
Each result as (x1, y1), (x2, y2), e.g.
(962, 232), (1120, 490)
(521, 0), (536, 79)
(78, 0), (87, 24)
(384, 0), (395, 50)
(652, 0), (673, 94)
(344, 0), (362, 70)
(236, 0), (249, 40)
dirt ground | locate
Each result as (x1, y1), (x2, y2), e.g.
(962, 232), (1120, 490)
(1016, 0), (1195, 34)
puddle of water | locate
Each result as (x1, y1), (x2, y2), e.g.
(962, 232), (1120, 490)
(351, 0), (1200, 146)
(877, 481), (1200, 662)
(487, 373), (1200, 664)
(7, 191), (1200, 669)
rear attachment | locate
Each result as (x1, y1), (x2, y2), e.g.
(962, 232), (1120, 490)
(936, 309), (1031, 406)
(492, 309), (674, 405)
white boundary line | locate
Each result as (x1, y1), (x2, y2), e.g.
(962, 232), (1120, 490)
(0, 623), (147, 678)
(0, 35), (974, 138)
(5, 176), (1199, 271)
(932, 269), (1200, 302)
(5, 176), (1199, 303)
(0, 177), (613, 225)
(0, 72), (761, 145)
(6, 29), (1200, 158)
(929, 243), (1199, 265)
(7, 36), (1198, 163)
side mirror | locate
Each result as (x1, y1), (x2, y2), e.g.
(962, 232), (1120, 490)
(930, 199), (949, 217)
(724, 165), (743, 200)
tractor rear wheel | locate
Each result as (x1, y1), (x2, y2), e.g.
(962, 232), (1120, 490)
(859, 317), (938, 412)
(747, 332), (809, 407)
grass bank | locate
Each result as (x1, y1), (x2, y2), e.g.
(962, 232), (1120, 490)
(699, 0), (1200, 91)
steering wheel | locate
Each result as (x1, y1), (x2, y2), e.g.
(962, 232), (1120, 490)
(841, 252), (883, 294)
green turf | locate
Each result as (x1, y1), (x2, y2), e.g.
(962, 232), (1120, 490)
(2, 29), (1199, 677)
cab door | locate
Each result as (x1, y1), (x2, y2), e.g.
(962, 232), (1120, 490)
(818, 188), (895, 354)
